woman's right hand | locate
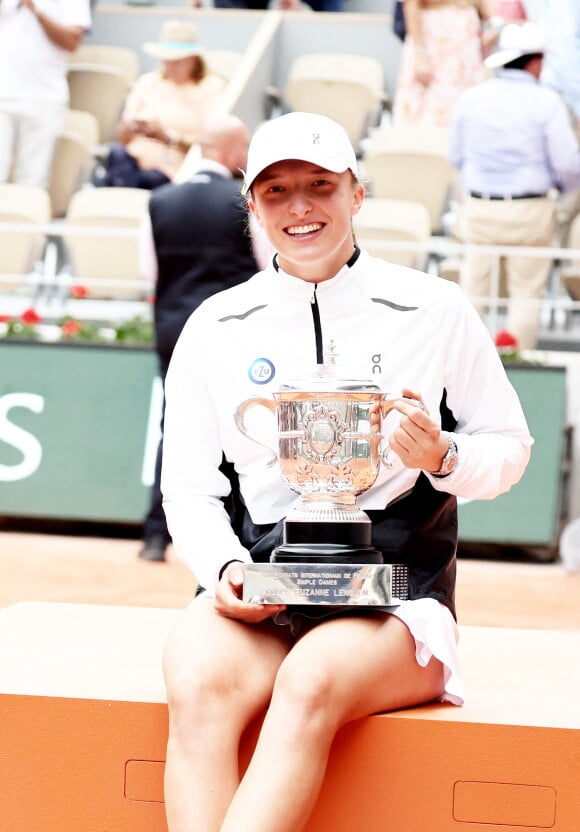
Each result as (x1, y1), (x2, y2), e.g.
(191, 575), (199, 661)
(214, 562), (287, 623)
(117, 119), (147, 144)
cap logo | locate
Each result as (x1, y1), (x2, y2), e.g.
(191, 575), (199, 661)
(312, 132), (320, 145)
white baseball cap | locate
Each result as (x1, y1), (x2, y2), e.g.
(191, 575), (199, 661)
(242, 112), (358, 195)
(484, 21), (545, 70)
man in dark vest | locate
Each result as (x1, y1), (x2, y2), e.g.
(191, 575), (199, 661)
(139, 113), (264, 561)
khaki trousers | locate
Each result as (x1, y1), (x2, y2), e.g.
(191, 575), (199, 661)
(459, 196), (556, 349)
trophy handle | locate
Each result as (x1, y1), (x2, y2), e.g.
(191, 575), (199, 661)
(380, 394), (427, 468)
(234, 397), (279, 467)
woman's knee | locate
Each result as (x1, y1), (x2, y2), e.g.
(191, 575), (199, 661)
(271, 655), (341, 735)
(163, 621), (271, 741)
(163, 634), (232, 726)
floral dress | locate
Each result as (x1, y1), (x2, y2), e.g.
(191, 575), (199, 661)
(393, 0), (486, 128)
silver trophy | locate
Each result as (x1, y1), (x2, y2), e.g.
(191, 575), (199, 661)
(234, 359), (416, 607)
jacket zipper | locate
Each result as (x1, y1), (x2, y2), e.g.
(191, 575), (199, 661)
(310, 284), (324, 364)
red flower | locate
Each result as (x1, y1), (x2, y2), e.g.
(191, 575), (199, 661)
(20, 308), (42, 325)
(61, 320), (82, 337)
(0, 314), (12, 323)
(71, 284), (89, 299)
(494, 330), (519, 349)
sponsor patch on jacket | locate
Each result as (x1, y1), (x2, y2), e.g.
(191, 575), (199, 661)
(248, 358), (275, 385)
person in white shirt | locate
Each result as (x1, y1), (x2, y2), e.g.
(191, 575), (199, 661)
(161, 111), (532, 832)
(0, 0), (91, 188)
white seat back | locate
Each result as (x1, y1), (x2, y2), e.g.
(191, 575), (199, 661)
(0, 184), (51, 292)
(284, 53), (385, 148)
(364, 127), (456, 233)
(354, 197), (431, 269)
(62, 188), (151, 299)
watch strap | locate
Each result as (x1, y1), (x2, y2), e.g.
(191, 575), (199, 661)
(430, 432), (458, 478)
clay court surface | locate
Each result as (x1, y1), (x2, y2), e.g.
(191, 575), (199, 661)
(1, 529), (579, 631)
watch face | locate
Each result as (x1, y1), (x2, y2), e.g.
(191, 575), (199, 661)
(434, 436), (458, 476)
(440, 453), (456, 475)
(430, 435), (458, 477)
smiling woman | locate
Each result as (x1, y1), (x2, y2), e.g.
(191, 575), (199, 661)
(241, 114), (365, 284)
(159, 111), (533, 832)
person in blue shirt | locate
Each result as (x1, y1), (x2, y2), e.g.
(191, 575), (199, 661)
(524, 0), (580, 125)
(449, 21), (580, 350)
(535, 0), (580, 247)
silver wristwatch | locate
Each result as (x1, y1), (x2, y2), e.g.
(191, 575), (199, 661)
(430, 432), (458, 478)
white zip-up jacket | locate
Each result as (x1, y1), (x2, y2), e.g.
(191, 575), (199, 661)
(162, 249), (532, 606)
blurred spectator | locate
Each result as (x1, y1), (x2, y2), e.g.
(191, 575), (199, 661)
(520, 0), (539, 18)
(449, 22), (580, 349)
(198, 0), (335, 6)
(535, 0), (580, 127)
(269, 0), (312, 8)
(303, 0), (344, 8)
(536, 0), (580, 246)
(0, 0), (91, 188)
(192, 0), (325, 7)
(392, 0), (405, 39)
(138, 113), (270, 562)
(203, 1), (269, 7)
(392, 0), (503, 128)
(489, 0), (526, 21)
(99, 21), (226, 190)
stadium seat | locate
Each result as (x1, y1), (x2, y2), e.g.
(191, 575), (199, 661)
(354, 197), (431, 269)
(363, 126), (456, 234)
(69, 43), (140, 86)
(562, 212), (580, 302)
(205, 49), (243, 82)
(48, 117), (97, 220)
(275, 53), (388, 150)
(61, 187), (150, 300)
(61, 108), (100, 151)
(67, 65), (130, 144)
(0, 184), (51, 294)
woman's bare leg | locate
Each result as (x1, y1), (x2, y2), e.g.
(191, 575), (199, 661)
(221, 613), (445, 832)
(162, 597), (293, 832)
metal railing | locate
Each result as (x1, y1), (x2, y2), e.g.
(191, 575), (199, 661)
(1, 220), (579, 334)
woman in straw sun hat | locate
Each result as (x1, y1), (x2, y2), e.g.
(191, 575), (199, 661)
(100, 20), (226, 189)
(161, 111), (532, 831)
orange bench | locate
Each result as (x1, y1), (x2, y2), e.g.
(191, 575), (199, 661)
(0, 601), (578, 832)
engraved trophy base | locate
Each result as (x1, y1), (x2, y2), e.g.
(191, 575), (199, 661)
(243, 560), (409, 606)
(242, 537), (409, 607)
(242, 501), (409, 607)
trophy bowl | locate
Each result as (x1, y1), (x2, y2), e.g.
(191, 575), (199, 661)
(235, 363), (414, 606)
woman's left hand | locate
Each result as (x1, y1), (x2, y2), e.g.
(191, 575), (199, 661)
(214, 562), (287, 624)
(388, 388), (449, 473)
